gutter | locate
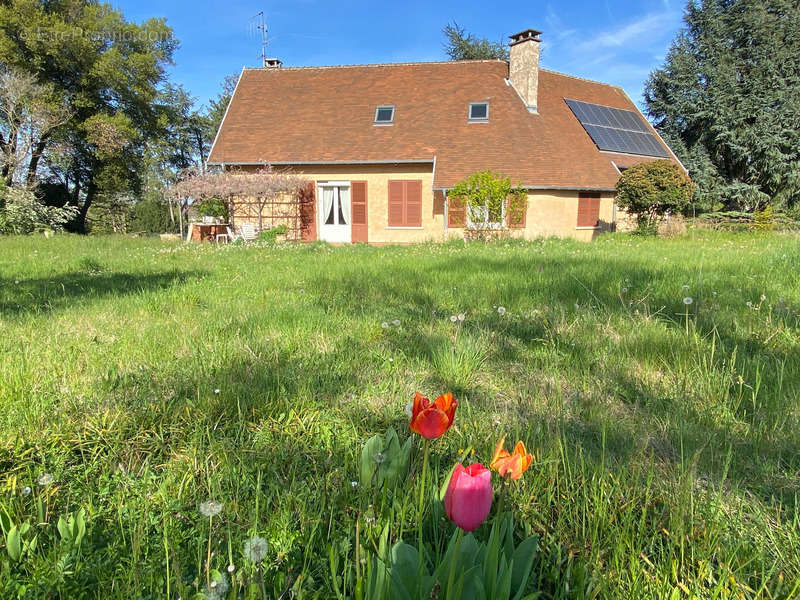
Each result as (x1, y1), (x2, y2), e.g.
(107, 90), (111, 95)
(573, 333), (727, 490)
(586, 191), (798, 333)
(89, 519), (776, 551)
(208, 159), (435, 167)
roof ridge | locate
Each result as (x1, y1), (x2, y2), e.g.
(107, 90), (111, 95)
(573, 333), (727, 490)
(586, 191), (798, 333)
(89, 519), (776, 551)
(539, 68), (624, 90)
(243, 59), (508, 72)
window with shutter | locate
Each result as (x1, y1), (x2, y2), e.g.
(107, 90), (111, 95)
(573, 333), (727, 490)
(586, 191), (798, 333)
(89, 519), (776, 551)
(577, 193), (601, 227)
(387, 180), (423, 227)
(448, 195), (467, 228)
(351, 181), (368, 243)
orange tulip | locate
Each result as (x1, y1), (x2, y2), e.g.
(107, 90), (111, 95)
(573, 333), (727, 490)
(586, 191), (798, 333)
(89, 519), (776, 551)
(490, 437), (533, 480)
(409, 392), (457, 439)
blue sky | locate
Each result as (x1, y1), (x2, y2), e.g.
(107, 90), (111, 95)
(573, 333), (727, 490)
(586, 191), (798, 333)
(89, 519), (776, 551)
(117, 0), (687, 111)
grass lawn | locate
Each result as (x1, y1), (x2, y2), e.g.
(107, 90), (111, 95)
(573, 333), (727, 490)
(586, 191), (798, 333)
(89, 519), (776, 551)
(1, 231), (799, 599)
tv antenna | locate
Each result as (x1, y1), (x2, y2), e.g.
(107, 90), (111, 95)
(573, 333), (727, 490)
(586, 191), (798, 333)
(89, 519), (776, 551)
(249, 11), (269, 67)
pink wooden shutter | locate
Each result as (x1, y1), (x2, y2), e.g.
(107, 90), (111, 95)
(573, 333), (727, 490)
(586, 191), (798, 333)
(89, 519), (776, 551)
(388, 181), (405, 226)
(577, 193), (601, 227)
(351, 181), (368, 243)
(405, 180), (422, 227)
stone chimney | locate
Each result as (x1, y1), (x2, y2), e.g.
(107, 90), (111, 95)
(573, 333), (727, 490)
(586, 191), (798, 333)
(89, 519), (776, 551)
(508, 29), (542, 113)
(264, 58), (283, 69)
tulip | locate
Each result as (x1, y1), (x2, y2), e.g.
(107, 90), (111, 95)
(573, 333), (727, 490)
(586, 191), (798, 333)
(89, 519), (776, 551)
(409, 392), (457, 439)
(490, 437), (533, 480)
(444, 463), (493, 532)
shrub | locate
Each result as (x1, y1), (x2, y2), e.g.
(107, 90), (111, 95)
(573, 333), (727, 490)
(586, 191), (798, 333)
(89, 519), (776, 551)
(616, 160), (694, 235)
(193, 196), (228, 220)
(0, 187), (78, 235)
(450, 171), (526, 233)
(130, 198), (175, 234)
(258, 224), (288, 244)
(754, 205), (775, 232)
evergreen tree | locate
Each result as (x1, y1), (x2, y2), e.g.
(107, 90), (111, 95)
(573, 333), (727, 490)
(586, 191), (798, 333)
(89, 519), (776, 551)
(442, 22), (508, 61)
(645, 0), (800, 210)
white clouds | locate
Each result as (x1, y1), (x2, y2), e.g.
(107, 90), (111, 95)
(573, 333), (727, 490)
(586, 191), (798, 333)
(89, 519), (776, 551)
(585, 12), (675, 51)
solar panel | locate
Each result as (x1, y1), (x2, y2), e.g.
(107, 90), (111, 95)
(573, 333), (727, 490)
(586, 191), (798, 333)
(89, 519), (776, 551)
(565, 98), (669, 158)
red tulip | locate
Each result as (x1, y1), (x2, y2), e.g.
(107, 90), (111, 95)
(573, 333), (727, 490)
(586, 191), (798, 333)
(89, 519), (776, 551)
(490, 437), (533, 480)
(409, 392), (457, 439)
(444, 463), (493, 532)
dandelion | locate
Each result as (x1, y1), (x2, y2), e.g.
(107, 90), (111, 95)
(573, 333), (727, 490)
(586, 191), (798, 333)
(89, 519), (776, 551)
(243, 536), (269, 563)
(374, 452), (386, 464)
(199, 500), (223, 518)
(351, 480), (358, 489)
(457, 313), (465, 322)
(37, 473), (54, 486)
(381, 322), (389, 329)
(404, 401), (414, 418)
(227, 564), (235, 573)
(524, 312), (531, 319)
(683, 297), (693, 305)
(392, 319), (401, 327)
(760, 294), (766, 302)
(622, 287), (628, 293)
(300, 289), (305, 294)
(682, 285), (690, 291)
(497, 306), (506, 315)
(21, 486), (31, 496)
(450, 315), (458, 323)
(213, 388), (220, 394)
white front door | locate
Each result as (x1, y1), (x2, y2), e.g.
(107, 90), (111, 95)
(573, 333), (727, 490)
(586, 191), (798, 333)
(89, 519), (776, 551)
(318, 183), (351, 243)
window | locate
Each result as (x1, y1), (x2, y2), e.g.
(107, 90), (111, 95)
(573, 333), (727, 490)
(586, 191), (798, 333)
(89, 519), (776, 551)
(469, 102), (489, 122)
(467, 201), (504, 229)
(374, 105), (395, 125)
(387, 180), (422, 227)
(577, 193), (601, 228)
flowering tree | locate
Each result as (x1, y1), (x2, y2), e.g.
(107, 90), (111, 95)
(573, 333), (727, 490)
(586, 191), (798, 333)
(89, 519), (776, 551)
(168, 167), (309, 235)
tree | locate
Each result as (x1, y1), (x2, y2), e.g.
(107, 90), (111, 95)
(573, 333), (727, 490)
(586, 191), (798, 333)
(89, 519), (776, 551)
(0, 0), (179, 231)
(644, 0), (800, 211)
(205, 73), (239, 146)
(449, 170), (526, 231)
(0, 67), (70, 191)
(442, 22), (509, 61)
(615, 160), (694, 234)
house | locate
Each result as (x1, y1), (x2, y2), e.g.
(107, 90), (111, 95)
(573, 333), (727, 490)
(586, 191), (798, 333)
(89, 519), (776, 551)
(207, 29), (683, 243)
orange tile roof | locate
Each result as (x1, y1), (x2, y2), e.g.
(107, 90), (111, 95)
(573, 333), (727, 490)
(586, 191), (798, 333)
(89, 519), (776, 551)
(208, 60), (679, 189)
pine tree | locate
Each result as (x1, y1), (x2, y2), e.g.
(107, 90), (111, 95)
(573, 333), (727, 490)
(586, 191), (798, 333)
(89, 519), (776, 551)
(645, 0), (800, 210)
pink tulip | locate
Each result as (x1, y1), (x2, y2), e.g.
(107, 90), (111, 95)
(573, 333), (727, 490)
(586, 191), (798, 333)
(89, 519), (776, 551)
(444, 463), (493, 532)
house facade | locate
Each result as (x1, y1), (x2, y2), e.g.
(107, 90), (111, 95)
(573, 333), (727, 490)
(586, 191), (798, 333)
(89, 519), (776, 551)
(208, 29), (683, 243)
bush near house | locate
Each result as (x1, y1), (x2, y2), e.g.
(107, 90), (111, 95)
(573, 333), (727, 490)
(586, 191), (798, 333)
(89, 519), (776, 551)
(0, 232), (798, 598)
(615, 160), (694, 235)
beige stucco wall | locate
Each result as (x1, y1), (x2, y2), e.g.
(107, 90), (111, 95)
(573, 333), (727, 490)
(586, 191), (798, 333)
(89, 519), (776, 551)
(445, 190), (616, 242)
(229, 165), (620, 243)
(232, 163), (442, 244)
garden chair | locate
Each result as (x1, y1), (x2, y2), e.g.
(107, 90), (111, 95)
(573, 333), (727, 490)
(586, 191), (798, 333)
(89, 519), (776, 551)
(239, 223), (258, 242)
(216, 226), (239, 244)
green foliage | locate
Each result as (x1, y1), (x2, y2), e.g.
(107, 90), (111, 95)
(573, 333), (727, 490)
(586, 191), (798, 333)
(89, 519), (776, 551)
(0, 187), (78, 234)
(130, 198), (175, 234)
(364, 514), (538, 599)
(442, 22), (509, 60)
(194, 197), (228, 220)
(645, 0), (800, 210)
(56, 509), (86, 550)
(754, 205), (775, 232)
(616, 161), (694, 234)
(360, 428), (412, 490)
(258, 224), (288, 244)
(450, 171), (526, 231)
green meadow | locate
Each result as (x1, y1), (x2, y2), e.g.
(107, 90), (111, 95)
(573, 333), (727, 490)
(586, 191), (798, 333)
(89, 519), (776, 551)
(1, 231), (799, 599)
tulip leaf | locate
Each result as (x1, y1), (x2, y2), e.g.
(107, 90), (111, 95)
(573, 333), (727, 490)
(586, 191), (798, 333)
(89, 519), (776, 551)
(360, 434), (383, 487)
(510, 536), (539, 600)
(6, 525), (21, 562)
(388, 541), (420, 600)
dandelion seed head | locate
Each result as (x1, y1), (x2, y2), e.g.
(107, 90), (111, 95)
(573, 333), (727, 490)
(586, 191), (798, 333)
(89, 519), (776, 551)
(449, 315), (457, 323)
(374, 452), (385, 464)
(213, 388), (220, 394)
(761, 294), (766, 301)
(457, 313), (465, 322)
(21, 486), (31, 496)
(243, 536), (269, 563)
(404, 401), (413, 418)
(497, 306), (506, 315)
(683, 297), (693, 305)
(392, 319), (401, 327)
(381, 322), (389, 329)
(682, 285), (690, 291)
(199, 500), (223, 518)
(622, 287), (628, 293)
(351, 481), (358, 489)
(227, 564), (235, 573)
(37, 473), (54, 486)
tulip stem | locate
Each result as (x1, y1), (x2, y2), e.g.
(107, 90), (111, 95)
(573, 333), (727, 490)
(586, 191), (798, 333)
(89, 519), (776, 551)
(446, 528), (464, 599)
(416, 438), (430, 593)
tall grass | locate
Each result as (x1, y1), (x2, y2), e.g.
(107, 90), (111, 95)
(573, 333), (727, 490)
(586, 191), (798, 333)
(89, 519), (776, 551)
(0, 231), (798, 598)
